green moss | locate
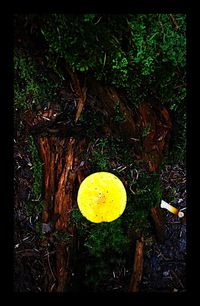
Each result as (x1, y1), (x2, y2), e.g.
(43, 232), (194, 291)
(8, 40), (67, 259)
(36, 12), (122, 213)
(28, 135), (43, 199)
(14, 14), (186, 289)
(71, 209), (130, 289)
(141, 124), (151, 139)
(124, 168), (162, 234)
(71, 209), (91, 238)
(14, 47), (62, 110)
(52, 230), (71, 242)
(91, 138), (110, 171)
(14, 48), (40, 109)
(26, 199), (44, 216)
(35, 219), (45, 239)
(84, 219), (130, 258)
(112, 101), (126, 123)
(15, 13), (186, 162)
(72, 147), (162, 289)
(26, 136), (44, 230)
(89, 136), (133, 172)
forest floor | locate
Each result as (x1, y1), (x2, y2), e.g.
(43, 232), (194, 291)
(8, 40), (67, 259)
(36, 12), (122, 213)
(14, 121), (186, 292)
(140, 163), (186, 292)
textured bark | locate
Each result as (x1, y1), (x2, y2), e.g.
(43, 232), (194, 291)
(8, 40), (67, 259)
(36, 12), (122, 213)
(23, 66), (172, 291)
(24, 74), (172, 174)
(85, 78), (172, 171)
(129, 235), (144, 292)
(54, 137), (76, 230)
(55, 242), (70, 292)
(35, 134), (87, 292)
(85, 77), (138, 139)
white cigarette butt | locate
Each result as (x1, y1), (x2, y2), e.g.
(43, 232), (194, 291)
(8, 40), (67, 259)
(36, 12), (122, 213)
(160, 200), (179, 215)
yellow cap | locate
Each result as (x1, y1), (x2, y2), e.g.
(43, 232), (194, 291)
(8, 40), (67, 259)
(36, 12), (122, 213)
(77, 172), (127, 223)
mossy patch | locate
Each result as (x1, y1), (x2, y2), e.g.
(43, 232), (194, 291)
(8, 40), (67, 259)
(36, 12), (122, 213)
(72, 135), (162, 289)
(28, 135), (43, 200)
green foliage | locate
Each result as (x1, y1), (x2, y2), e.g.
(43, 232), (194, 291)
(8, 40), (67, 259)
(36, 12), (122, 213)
(159, 15), (186, 67)
(83, 14), (96, 22)
(168, 109), (186, 164)
(14, 14), (186, 289)
(72, 143), (162, 289)
(14, 47), (61, 110)
(124, 169), (162, 233)
(28, 135), (43, 199)
(35, 219), (45, 239)
(89, 136), (133, 172)
(52, 230), (71, 242)
(134, 170), (162, 208)
(71, 209), (91, 237)
(112, 101), (126, 123)
(40, 14), (100, 72)
(84, 219), (130, 258)
(71, 208), (130, 289)
(26, 199), (44, 216)
(71, 165), (162, 289)
(88, 136), (162, 232)
(91, 138), (110, 171)
(39, 14), (185, 162)
(127, 14), (186, 74)
(141, 124), (151, 139)
(83, 220), (129, 289)
(14, 48), (40, 109)
(91, 151), (109, 171)
(25, 203), (45, 238)
(15, 13), (186, 161)
(26, 135), (44, 239)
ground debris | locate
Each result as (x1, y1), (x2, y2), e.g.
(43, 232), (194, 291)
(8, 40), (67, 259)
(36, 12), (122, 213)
(140, 162), (186, 292)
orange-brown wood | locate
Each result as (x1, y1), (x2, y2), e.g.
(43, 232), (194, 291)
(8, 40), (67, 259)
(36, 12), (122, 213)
(36, 132), (88, 292)
(25, 68), (172, 292)
(129, 235), (144, 292)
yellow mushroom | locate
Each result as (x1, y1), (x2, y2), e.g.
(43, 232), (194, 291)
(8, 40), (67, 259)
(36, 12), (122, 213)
(77, 172), (127, 223)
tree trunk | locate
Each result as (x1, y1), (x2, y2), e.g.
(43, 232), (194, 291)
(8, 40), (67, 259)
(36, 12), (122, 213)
(23, 66), (172, 291)
(35, 134), (87, 292)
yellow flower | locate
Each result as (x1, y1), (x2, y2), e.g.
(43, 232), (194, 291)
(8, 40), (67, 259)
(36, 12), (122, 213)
(77, 172), (127, 223)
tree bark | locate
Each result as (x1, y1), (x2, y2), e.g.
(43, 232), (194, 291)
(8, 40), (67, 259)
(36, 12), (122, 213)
(129, 235), (144, 292)
(23, 67), (172, 291)
(35, 134), (87, 292)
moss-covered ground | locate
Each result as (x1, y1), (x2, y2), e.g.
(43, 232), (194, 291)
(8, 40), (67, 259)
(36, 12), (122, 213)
(14, 14), (186, 292)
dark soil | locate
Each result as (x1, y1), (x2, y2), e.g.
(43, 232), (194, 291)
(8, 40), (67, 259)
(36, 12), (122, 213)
(140, 163), (186, 292)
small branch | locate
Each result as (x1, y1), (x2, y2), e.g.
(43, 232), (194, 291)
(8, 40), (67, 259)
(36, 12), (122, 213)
(129, 235), (144, 292)
(66, 65), (87, 123)
(75, 86), (87, 123)
(169, 14), (179, 30)
(47, 252), (56, 282)
(94, 16), (102, 25)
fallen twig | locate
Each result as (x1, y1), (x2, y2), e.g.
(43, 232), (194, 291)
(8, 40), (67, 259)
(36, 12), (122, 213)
(169, 14), (179, 29)
(129, 235), (144, 292)
(47, 251), (56, 282)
